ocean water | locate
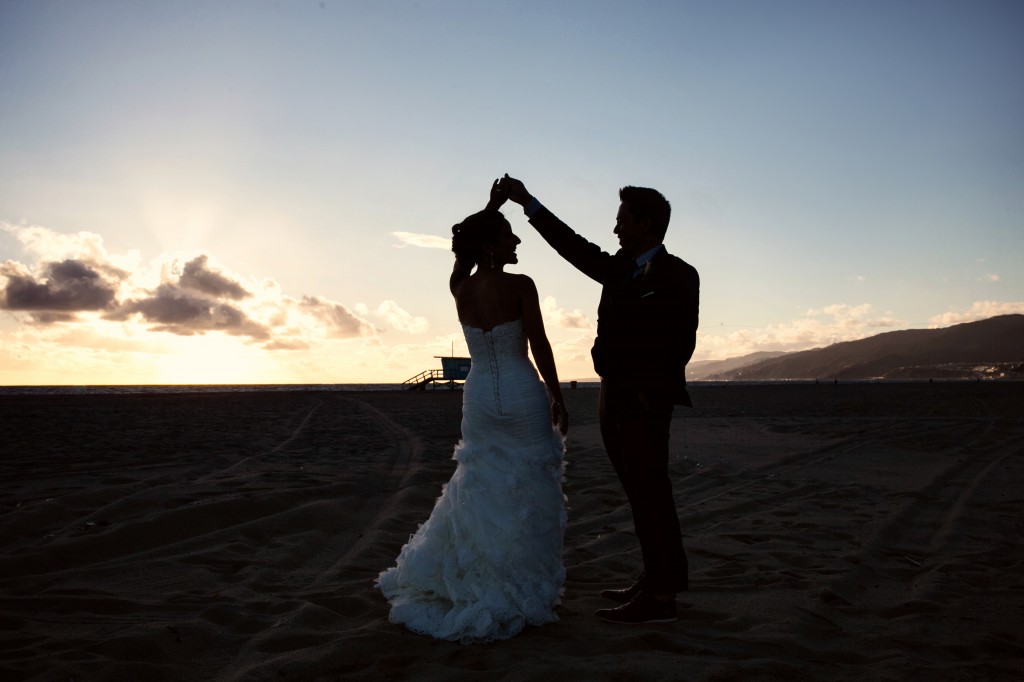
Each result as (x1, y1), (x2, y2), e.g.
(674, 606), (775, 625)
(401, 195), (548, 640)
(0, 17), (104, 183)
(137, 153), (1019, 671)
(0, 379), (991, 397)
(0, 383), (407, 396)
(0, 381), (612, 396)
(2, 374), (1007, 395)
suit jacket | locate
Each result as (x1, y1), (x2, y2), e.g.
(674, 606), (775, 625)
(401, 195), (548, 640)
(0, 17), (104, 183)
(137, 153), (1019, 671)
(529, 206), (700, 406)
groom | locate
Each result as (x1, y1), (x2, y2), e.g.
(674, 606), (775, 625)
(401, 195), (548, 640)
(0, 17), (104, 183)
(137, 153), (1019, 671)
(498, 174), (699, 624)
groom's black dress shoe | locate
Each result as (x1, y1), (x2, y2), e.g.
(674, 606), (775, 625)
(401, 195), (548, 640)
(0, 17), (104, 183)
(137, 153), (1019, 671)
(595, 592), (677, 624)
(600, 575), (645, 604)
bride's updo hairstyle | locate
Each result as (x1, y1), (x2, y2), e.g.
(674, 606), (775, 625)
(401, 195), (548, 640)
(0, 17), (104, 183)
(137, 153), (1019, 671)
(451, 209), (506, 269)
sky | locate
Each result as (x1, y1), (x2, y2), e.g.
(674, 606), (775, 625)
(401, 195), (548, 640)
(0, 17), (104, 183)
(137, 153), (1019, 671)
(1, 0), (1022, 385)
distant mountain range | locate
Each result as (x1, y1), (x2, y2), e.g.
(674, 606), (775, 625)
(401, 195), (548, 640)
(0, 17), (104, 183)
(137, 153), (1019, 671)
(688, 314), (1024, 381)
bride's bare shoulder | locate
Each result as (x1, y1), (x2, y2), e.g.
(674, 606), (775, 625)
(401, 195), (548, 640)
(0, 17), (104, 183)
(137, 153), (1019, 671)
(504, 272), (535, 286)
(504, 272), (538, 295)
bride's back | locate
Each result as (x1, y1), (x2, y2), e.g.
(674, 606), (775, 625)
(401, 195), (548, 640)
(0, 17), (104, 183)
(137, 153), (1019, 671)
(453, 272), (526, 332)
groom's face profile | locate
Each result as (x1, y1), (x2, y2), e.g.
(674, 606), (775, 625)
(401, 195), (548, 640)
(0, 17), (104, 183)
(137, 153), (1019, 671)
(614, 202), (651, 256)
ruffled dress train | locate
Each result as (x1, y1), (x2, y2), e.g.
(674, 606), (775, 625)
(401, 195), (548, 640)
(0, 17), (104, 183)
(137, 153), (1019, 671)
(376, 319), (566, 643)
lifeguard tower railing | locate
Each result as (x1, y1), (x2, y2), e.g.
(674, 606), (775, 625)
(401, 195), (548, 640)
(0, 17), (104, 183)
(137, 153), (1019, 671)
(402, 356), (471, 390)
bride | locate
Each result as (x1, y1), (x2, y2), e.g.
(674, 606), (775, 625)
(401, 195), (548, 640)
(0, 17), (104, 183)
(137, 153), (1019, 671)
(376, 181), (569, 643)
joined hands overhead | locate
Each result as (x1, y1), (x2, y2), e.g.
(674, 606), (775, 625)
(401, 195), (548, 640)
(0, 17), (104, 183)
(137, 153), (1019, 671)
(497, 174), (533, 206)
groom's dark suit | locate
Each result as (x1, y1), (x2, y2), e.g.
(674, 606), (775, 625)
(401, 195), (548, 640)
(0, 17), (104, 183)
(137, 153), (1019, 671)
(528, 204), (699, 595)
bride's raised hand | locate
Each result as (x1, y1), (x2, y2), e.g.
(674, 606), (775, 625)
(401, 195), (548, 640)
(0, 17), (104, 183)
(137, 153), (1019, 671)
(485, 178), (508, 211)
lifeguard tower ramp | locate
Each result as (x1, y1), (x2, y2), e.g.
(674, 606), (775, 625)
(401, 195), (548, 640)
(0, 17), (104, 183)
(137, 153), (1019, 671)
(402, 356), (471, 390)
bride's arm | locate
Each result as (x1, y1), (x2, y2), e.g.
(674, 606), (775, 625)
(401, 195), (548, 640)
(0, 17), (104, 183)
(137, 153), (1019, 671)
(449, 258), (471, 295)
(519, 276), (569, 435)
(450, 179), (504, 295)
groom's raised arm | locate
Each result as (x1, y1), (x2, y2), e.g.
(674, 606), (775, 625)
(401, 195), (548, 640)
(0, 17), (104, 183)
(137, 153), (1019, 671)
(500, 175), (612, 284)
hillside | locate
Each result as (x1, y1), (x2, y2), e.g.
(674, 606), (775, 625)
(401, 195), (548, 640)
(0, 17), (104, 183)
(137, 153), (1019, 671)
(703, 314), (1024, 381)
(687, 351), (788, 381)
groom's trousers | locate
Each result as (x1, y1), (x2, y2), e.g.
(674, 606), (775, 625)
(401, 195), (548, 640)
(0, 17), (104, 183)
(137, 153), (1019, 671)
(599, 378), (688, 595)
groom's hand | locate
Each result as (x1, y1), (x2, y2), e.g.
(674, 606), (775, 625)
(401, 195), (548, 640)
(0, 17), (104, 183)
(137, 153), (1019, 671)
(499, 174), (532, 206)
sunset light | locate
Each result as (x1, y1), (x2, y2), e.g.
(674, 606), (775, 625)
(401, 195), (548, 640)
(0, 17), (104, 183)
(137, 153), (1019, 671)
(2, 2), (1022, 385)
(3, 5), (1022, 676)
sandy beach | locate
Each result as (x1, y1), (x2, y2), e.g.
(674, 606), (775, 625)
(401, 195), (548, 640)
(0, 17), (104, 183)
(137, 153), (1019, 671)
(1, 383), (1022, 681)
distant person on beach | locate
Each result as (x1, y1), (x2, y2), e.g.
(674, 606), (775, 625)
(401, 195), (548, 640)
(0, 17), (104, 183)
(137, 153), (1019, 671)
(499, 174), (699, 624)
(376, 180), (569, 643)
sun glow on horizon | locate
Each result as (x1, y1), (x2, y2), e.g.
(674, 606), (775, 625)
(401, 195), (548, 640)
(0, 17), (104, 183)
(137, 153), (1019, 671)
(150, 334), (283, 385)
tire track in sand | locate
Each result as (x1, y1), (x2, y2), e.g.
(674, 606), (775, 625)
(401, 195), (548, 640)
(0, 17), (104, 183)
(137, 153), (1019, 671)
(283, 393), (426, 587)
(216, 393), (432, 679)
(0, 397), (327, 579)
(794, 393), (1022, 618)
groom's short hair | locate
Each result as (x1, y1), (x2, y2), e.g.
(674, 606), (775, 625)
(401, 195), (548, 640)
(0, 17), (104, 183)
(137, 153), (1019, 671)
(620, 186), (671, 241)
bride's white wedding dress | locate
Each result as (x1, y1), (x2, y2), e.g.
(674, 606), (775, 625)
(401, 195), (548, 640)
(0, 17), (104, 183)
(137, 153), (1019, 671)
(377, 319), (566, 643)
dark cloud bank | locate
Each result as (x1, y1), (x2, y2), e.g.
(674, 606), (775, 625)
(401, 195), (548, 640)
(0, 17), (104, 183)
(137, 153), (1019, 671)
(1, 254), (372, 343)
(105, 255), (270, 340)
(1, 259), (121, 316)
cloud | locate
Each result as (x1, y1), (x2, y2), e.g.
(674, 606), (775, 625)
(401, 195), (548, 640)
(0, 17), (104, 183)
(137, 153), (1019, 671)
(928, 301), (1024, 327)
(804, 303), (901, 330)
(112, 283), (270, 339)
(698, 300), (1024, 362)
(391, 232), (450, 250)
(541, 296), (592, 330)
(299, 295), (377, 338)
(1, 258), (123, 315)
(3, 222), (107, 261)
(178, 255), (250, 299)
(264, 339), (310, 351)
(978, 273), (1001, 282)
(2, 221), (141, 273)
(104, 254), (268, 339)
(1, 222), (379, 348)
(376, 299), (429, 334)
(697, 303), (903, 361)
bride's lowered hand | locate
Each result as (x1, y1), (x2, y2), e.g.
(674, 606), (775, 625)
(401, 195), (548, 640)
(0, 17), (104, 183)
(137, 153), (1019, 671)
(552, 399), (569, 436)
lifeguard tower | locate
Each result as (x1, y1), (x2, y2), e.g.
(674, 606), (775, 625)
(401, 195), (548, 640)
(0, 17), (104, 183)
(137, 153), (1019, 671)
(402, 355), (471, 390)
